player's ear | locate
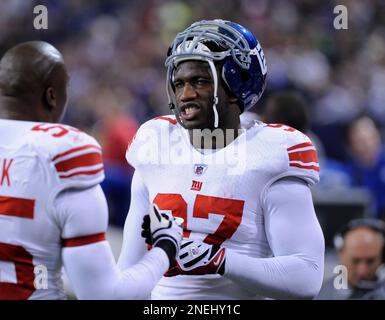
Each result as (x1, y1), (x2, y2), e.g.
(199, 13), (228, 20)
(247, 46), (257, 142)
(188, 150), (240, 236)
(44, 86), (57, 110)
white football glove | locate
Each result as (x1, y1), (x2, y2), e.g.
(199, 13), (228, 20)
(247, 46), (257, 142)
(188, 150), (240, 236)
(165, 240), (226, 276)
(141, 204), (183, 265)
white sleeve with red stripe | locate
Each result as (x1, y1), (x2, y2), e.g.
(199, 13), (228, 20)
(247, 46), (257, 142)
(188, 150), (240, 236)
(263, 127), (320, 187)
(28, 123), (105, 189)
(53, 144), (103, 178)
(35, 127), (106, 191)
(55, 185), (108, 241)
(261, 128), (320, 197)
(53, 142), (104, 188)
(285, 132), (320, 186)
(260, 127), (320, 200)
(287, 141), (319, 173)
(56, 185), (170, 299)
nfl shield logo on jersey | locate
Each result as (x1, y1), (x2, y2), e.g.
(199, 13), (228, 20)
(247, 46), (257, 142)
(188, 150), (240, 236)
(189, 244), (200, 258)
(194, 164), (207, 176)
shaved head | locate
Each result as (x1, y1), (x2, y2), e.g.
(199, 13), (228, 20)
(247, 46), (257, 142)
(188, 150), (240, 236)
(0, 41), (69, 122)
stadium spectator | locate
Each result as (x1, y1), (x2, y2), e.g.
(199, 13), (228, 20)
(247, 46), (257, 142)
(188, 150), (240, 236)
(345, 116), (385, 220)
(317, 219), (385, 299)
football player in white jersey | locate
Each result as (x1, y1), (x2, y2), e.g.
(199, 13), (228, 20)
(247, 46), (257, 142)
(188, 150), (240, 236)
(118, 19), (325, 299)
(0, 41), (183, 300)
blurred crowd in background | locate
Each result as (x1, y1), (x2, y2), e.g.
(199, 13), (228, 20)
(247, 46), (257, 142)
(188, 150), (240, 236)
(1, 0), (385, 227)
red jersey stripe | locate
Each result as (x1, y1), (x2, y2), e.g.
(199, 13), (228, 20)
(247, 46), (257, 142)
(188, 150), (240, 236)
(288, 149), (318, 164)
(154, 116), (177, 125)
(287, 142), (314, 152)
(55, 152), (103, 173)
(59, 167), (104, 179)
(0, 196), (35, 219)
(289, 163), (320, 172)
(52, 144), (101, 161)
(62, 232), (106, 247)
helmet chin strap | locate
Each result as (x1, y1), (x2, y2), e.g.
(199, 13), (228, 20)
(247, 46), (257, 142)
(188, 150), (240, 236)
(166, 66), (185, 127)
(207, 59), (219, 128)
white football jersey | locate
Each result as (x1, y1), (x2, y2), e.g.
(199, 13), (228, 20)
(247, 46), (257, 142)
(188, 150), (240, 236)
(0, 119), (104, 299)
(126, 115), (320, 300)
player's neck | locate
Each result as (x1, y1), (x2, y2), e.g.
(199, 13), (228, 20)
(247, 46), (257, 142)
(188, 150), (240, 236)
(0, 101), (38, 122)
(188, 110), (242, 149)
(0, 96), (53, 122)
(188, 124), (242, 150)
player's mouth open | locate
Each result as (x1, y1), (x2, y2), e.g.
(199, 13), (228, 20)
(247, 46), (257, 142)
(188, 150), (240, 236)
(180, 105), (201, 120)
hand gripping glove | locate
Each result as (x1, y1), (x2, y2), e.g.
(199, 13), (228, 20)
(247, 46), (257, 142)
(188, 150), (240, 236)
(165, 240), (226, 276)
(141, 204), (183, 267)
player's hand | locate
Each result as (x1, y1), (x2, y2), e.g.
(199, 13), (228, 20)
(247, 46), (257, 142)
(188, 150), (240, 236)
(165, 240), (226, 276)
(141, 204), (183, 267)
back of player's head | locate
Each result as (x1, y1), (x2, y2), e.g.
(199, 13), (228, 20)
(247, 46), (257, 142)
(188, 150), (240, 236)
(0, 41), (68, 122)
(0, 41), (66, 99)
(165, 19), (267, 128)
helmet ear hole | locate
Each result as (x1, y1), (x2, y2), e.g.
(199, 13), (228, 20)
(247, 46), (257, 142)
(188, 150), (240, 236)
(166, 46), (172, 57)
(240, 70), (250, 82)
(222, 52), (266, 113)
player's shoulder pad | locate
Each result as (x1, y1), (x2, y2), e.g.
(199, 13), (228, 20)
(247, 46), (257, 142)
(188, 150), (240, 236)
(261, 123), (320, 186)
(126, 115), (177, 168)
(29, 123), (104, 188)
